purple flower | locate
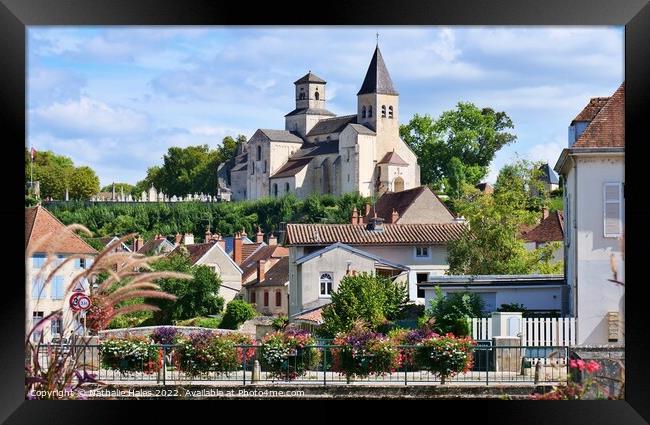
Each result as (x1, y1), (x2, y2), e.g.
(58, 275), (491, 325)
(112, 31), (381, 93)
(151, 327), (178, 345)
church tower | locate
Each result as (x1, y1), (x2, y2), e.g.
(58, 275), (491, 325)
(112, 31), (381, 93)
(285, 71), (335, 137)
(357, 45), (400, 144)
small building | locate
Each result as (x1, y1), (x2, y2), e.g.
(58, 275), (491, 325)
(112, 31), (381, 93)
(536, 163), (560, 194)
(246, 257), (290, 316)
(417, 274), (567, 316)
(98, 236), (132, 253)
(136, 235), (176, 256)
(521, 209), (564, 263)
(26, 206), (98, 342)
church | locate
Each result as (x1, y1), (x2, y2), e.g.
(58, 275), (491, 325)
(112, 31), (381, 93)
(217, 45), (421, 201)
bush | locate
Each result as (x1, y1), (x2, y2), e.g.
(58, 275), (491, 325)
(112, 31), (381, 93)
(173, 331), (256, 376)
(388, 327), (439, 369)
(271, 316), (289, 331)
(260, 329), (320, 380)
(415, 334), (475, 383)
(424, 286), (484, 336)
(99, 336), (161, 374)
(330, 323), (399, 382)
(151, 327), (178, 345)
(195, 317), (221, 328)
(219, 299), (257, 330)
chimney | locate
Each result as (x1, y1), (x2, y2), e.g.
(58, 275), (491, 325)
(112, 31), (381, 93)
(233, 232), (243, 264)
(133, 236), (144, 252)
(183, 233), (194, 245)
(241, 228), (248, 239)
(216, 234), (226, 251)
(257, 259), (266, 282)
(174, 233), (182, 246)
(366, 213), (385, 232)
(391, 209), (399, 224)
(351, 207), (359, 225)
(268, 233), (277, 246)
(542, 207), (550, 220)
(256, 226), (264, 244)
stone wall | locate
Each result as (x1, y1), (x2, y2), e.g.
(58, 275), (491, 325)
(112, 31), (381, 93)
(571, 344), (625, 399)
(98, 326), (236, 340)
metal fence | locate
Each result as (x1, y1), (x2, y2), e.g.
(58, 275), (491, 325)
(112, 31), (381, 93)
(36, 343), (569, 386)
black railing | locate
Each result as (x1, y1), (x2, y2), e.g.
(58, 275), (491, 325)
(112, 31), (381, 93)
(35, 343), (569, 386)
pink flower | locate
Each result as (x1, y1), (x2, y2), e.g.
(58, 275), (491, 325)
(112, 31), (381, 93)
(585, 360), (600, 373)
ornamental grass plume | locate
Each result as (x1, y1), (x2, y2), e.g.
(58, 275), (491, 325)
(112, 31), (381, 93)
(25, 227), (191, 400)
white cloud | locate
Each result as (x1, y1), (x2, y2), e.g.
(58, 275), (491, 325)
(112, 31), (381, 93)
(31, 97), (150, 137)
(526, 141), (565, 167)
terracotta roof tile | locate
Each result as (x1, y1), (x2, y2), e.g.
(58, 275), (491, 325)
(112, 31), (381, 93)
(171, 241), (217, 264)
(25, 206), (98, 255)
(365, 186), (425, 223)
(573, 83), (624, 148)
(522, 211), (565, 243)
(240, 245), (289, 280)
(242, 242), (264, 262)
(137, 238), (174, 255)
(286, 222), (466, 246)
(293, 305), (325, 324)
(572, 97), (609, 122)
(247, 257), (290, 288)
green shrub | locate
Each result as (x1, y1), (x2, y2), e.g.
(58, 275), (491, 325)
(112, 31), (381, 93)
(99, 336), (161, 374)
(271, 316), (289, 331)
(424, 286), (484, 336)
(195, 317), (221, 328)
(219, 299), (257, 330)
(173, 331), (255, 376)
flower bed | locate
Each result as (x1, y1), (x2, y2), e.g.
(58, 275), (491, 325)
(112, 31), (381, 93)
(414, 333), (475, 383)
(173, 330), (255, 376)
(99, 336), (161, 374)
(331, 327), (398, 382)
(260, 329), (320, 380)
(388, 327), (438, 370)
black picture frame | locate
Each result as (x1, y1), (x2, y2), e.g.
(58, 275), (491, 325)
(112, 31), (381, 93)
(2, 0), (648, 422)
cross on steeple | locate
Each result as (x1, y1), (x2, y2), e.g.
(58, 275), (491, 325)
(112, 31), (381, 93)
(376, 32), (379, 46)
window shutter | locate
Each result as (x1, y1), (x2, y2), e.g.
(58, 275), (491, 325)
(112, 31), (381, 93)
(603, 183), (622, 237)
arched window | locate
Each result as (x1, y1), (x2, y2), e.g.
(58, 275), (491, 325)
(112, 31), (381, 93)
(315, 89), (320, 100)
(319, 272), (333, 296)
(368, 106), (373, 118)
(299, 88), (305, 100)
(381, 105), (386, 118)
(361, 106), (366, 118)
(285, 182), (290, 193)
(389, 106), (394, 119)
(394, 177), (405, 192)
(275, 291), (282, 306)
(257, 145), (261, 161)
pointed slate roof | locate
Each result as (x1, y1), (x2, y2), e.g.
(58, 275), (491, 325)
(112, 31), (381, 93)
(538, 164), (559, 185)
(357, 46), (398, 96)
(294, 72), (326, 85)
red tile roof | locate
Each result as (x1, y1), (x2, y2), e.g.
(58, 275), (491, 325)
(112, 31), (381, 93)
(247, 257), (289, 288)
(137, 238), (174, 255)
(572, 97), (609, 122)
(25, 206), (98, 255)
(171, 241), (217, 264)
(364, 186), (425, 223)
(522, 211), (565, 243)
(286, 222), (467, 246)
(573, 83), (624, 148)
(240, 245), (289, 280)
(293, 305), (325, 324)
(378, 150), (409, 166)
(242, 242), (264, 262)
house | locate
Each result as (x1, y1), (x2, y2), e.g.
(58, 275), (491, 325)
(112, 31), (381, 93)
(217, 45), (421, 201)
(475, 182), (494, 194)
(25, 206), (98, 342)
(239, 231), (289, 315)
(417, 274), (567, 316)
(169, 240), (244, 303)
(521, 209), (564, 263)
(98, 236), (132, 253)
(554, 83), (624, 345)
(136, 234), (176, 256)
(284, 190), (466, 318)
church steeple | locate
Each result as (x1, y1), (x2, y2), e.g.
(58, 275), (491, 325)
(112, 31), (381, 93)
(357, 46), (398, 96)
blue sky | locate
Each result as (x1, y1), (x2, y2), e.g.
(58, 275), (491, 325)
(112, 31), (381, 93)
(27, 26), (623, 188)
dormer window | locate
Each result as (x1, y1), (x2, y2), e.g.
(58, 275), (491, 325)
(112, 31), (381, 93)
(368, 106), (373, 118)
(389, 106), (394, 119)
(362, 106), (366, 118)
(381, 105), (386, 118)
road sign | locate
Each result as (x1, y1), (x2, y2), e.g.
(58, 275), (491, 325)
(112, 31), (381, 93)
(72, 280), (86, 293)
(69, 293), (84, 311)
(77, 295), (91, 311)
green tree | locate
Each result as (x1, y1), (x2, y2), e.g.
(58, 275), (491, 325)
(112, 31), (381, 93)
(25, 149), (75, 199)
(101, 182), (135, 194)
(319, 272), (408, 338)
(399, 103), (516, 190)
(69, 166), (100, 200)
(217, 134), (246, 164)
(447, 161), (563, 275)
(219, 299), (257, 330)
(423, 286), (485, 336)
(149, 251), (224, 324)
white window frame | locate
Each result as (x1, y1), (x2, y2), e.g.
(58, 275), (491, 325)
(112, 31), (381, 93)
(603, 182), (623, 238)
(319, 272), (333, 298)
(414, 246), (431, 259)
